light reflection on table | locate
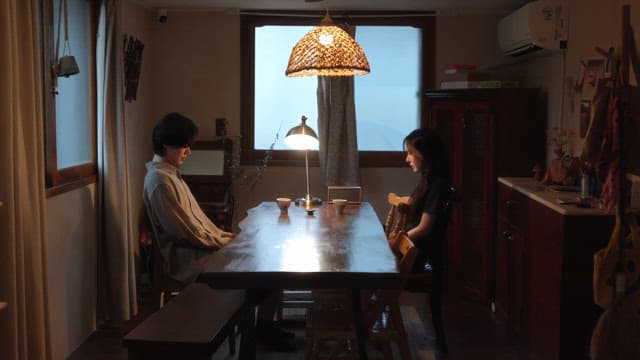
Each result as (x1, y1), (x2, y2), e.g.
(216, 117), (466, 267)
(279, 234), (320, 272)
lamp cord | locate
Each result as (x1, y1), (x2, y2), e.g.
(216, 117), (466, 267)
(55, 0), (72, 58)
(305, 148), (311, 202)
(54, 0), (63, 62)
(63, 0), (72, 56)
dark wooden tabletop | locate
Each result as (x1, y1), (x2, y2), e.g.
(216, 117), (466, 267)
(196, 201), (400, 290)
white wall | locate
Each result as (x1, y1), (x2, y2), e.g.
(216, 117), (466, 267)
(435, 13), (506, 83)
(45, 185), (97, 360)
(147, 10), (242, 138)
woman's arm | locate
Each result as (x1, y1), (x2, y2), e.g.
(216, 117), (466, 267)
(407, 178), (448, 241)
(407, 211), (436, 240)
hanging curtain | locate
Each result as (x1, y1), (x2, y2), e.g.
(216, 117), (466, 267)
(96, 0), (137, 321)
(316, 25), (361, 187)
(0, 0), (52, 358)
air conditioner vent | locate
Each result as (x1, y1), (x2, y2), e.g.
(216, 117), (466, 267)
(498, 0), (568, 57)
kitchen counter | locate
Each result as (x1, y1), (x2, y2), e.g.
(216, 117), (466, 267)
(496, 178), (615, 359)
(498, 177), (610, 216)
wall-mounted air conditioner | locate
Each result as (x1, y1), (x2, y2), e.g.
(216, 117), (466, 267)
(498, 0), (568, 57)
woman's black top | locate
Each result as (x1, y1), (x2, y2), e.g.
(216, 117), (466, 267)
(408, 177), (451, 274)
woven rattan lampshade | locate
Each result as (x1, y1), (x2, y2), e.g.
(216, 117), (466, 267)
(285, 14), (370, 77)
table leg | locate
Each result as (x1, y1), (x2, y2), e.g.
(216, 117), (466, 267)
(351, 288), (368, 359)
(239, 290), (257, 360)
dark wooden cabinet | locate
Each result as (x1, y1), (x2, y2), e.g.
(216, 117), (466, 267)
(496, 179), (615, 359)
(426, 89), (545, 303)
(181, 139), (234, 231)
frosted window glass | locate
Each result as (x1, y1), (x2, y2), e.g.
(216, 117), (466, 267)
(54, 0), (92, 168)
(355, 26), (421, 151)
(255, 26), (317, 150)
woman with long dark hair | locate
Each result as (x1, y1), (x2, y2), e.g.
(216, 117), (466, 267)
(403, 128), (452, 274)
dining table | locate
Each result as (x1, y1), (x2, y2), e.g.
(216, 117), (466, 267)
(196, 200), (401, 359)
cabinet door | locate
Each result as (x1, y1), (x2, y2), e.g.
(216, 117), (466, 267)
(528, 202), (563, 360)
(494, 219), (510, 319)
(496, 219), (527, 337)
(430, 102), (456, 187)
(459, 102), (493, 302)
(508, 228), (526, 338)
(431, 100), (493, 302)
(430, 101), (460, 281)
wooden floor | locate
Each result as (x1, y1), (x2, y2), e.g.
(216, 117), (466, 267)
(69, 287), (521, 360)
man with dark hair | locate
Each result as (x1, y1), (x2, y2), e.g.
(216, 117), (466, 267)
(143, 113), (294, 351)
(144, 112), (235, 283)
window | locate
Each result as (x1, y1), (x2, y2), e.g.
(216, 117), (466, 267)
(241, 14), (435, 166)
(42, 0), (97, 196)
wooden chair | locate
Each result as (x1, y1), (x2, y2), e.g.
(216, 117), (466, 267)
(383, 193), (411, 248)
(150, 237), (185, 309)
(383, 188), (455, 355)
(361, 231), (417, 360)
(139, 205), (185, 310)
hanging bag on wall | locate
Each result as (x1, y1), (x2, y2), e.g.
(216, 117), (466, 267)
(593, 211), (640, 309)
(55, 0), (79, 78)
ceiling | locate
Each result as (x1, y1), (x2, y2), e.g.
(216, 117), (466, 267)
(131, 0), (529, 14)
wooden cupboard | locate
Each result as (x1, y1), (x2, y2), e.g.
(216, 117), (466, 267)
(426, 89), (545, 302)
(496, 178), (614, 359)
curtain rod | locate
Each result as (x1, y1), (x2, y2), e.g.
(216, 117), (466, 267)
(237, 10), (439, 18)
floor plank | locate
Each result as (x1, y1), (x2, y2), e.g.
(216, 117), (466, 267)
(70, 290), (517, 359)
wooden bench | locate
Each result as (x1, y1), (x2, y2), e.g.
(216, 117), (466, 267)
(123, 283), (247, 360)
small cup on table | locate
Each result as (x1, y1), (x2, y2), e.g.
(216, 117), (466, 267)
(332, 199), (348, 216)
(276, 197), (291, 214)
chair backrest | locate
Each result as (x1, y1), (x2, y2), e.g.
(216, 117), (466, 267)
(384, 192), (411, 247)
(385, 187), (456, 257)
(141, 204), (186, 308)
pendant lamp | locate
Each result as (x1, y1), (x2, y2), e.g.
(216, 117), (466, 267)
(285, 12), (370, 77)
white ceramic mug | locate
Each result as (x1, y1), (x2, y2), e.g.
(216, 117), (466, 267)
(332, 199), (347, 215)
(276, 197), (291, 213)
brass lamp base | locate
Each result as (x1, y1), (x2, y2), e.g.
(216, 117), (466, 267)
(294, 196), (323, 207)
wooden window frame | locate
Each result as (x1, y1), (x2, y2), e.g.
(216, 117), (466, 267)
(240, 12), (435, 168)
(42, 0), (98, 197)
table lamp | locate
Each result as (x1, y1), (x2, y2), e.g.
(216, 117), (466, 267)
(285, 115), (322, 207)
